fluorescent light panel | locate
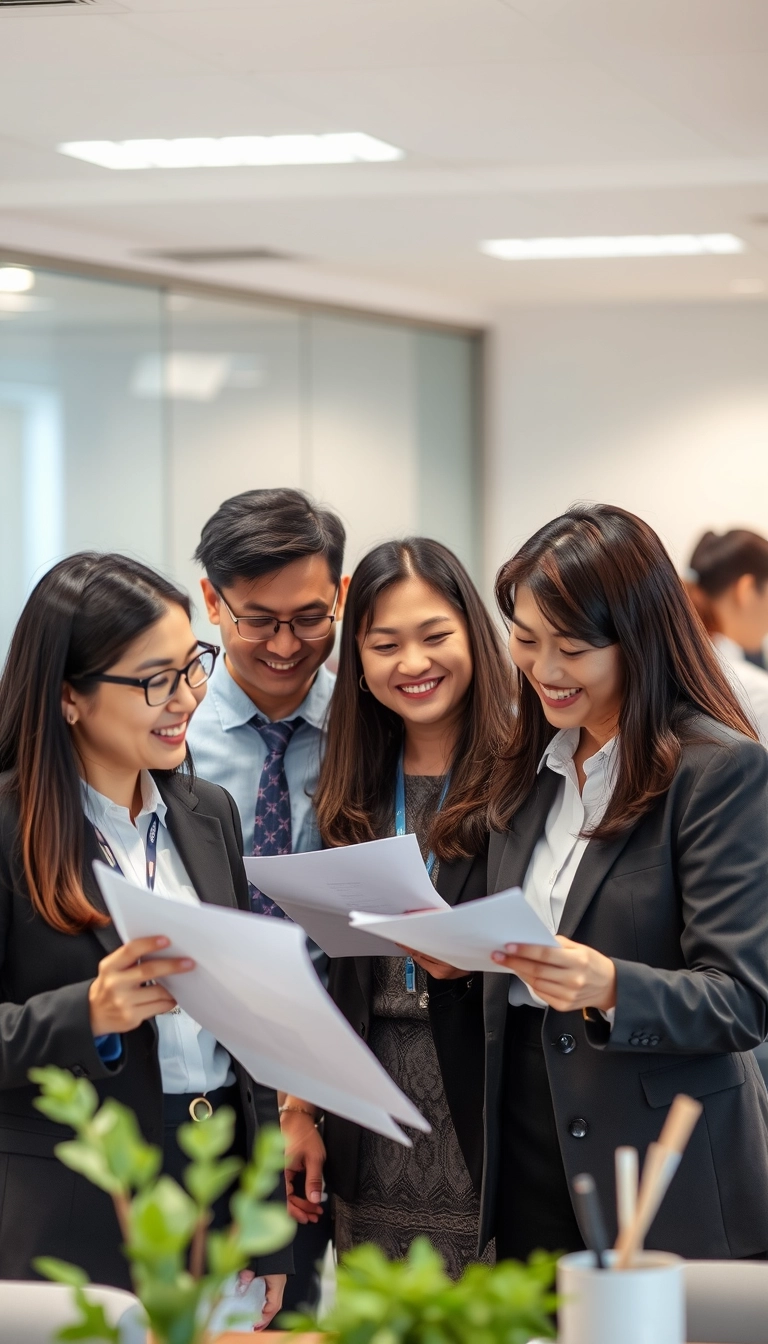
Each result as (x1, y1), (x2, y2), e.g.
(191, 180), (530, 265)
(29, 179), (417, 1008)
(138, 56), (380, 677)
(480, 234), (745, 260)
(0, 266), (35, 292)
(59, 132), (403, 170)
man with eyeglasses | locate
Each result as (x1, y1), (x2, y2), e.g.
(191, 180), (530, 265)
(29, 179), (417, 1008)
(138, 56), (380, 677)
(188, 487), (348, 1316)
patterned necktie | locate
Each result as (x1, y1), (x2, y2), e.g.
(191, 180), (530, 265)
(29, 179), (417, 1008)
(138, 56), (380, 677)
(249, 718), (301, 916)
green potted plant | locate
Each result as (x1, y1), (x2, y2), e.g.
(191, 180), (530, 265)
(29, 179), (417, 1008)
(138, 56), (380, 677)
(286, 1235), (557, 1344)
(29, 1066), (295, 1344)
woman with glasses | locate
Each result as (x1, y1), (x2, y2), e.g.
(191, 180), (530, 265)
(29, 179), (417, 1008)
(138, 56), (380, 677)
(0, 552), (291, 1322)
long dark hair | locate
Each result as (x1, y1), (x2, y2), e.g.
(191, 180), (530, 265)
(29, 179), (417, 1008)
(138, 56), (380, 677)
(314, 538), (513, 860)
(490, 504), (757, 837)
(0, 553), (192, 934)
(687, 528), (768, 633)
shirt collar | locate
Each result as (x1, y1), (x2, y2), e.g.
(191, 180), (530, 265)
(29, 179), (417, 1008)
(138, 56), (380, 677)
(712, 632), (746, 664)
(207, 654), (335, 732)
(80, 770), (168, 827)
(537, 727), (619, 779)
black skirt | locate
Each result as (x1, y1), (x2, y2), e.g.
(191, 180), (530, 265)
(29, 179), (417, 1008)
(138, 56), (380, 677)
(495, 1005), (585, 1263)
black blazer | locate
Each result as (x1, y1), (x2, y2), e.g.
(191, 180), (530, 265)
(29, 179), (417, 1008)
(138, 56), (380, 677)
(478, 719), (768, 1259)
(324, 847), (488, 1201)
(0, 770), (292, 1287)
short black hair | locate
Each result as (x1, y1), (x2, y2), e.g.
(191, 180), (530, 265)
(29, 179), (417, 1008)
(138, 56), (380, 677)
(194, 488), (346, 590)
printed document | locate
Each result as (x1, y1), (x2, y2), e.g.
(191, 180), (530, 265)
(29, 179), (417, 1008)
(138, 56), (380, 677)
(244, 834), (447, 957)
(349, 886), (558, 973)
(95, 863), (429, 1145)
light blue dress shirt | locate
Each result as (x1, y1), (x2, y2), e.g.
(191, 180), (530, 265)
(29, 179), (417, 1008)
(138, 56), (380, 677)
(187, 656), (335, 856)
(83, 772), (234, 1093)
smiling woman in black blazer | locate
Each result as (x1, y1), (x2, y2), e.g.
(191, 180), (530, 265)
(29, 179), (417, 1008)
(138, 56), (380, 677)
(424, 505), (768, 1261)
(0, 553), (291, 1323)
(465, 505), (768, 1262)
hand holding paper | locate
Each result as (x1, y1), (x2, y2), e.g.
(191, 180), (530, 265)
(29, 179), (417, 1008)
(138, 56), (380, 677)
(349, 886), (557, 974)
(94, 862), (429, 1145)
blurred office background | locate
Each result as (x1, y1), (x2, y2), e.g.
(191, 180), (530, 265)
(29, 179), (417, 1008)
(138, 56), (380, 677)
(3, 0), (768, 654)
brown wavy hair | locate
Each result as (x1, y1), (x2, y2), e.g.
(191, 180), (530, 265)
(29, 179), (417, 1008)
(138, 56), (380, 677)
(0, 552), (192, 934)
(490, 504), (757, 838)
(686, 528), (768, 634)
(314, 538), (513, 860)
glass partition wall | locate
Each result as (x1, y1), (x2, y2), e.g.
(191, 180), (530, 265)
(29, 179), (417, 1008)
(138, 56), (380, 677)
(0, 265), (482, 657)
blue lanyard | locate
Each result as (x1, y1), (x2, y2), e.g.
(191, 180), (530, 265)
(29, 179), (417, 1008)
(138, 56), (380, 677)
(92, 813), (160, 892)
(395, 750), (450, 993)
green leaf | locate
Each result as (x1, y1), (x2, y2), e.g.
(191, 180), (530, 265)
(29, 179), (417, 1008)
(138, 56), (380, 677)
(176, 1105), (236, 1161)
(183, 1155), (243, 1208)
(91, 1099), (162, 1191)
(130, 1176), (199, 1257)
(57, 1285), (121, 1342)
(228, 1196), (295, 1256)
(53, 1140), (123, 1196)
(205, 1229), (248, 1279)
(33, 1257), (89, 1288)
(30, 1067), (99, 1131)
(132, 1271), (201, 1344)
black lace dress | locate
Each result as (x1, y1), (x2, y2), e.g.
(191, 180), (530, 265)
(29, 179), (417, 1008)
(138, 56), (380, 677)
(333, 775), (493, 1278)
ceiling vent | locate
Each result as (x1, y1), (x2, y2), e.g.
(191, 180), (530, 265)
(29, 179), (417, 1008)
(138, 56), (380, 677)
(140, 248), (302, 265)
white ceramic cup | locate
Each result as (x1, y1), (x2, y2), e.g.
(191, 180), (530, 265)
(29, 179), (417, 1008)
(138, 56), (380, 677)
(557, 1249), (685, 1344)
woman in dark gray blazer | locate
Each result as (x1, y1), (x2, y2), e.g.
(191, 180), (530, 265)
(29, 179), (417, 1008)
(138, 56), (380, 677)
(428, 504), (768, 1263)
(0, 553), (291, 1322)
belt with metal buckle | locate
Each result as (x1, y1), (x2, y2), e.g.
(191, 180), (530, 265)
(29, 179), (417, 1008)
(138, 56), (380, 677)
(188, 1095), (214, 1121)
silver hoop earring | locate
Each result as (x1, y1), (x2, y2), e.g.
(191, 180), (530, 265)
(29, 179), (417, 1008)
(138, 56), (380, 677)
(359, 674), (370, 693)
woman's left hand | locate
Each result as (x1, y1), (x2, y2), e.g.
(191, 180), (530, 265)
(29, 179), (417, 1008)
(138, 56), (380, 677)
(398, 946), (467, 980)
(230, 1271), (285, 1331)
(491, 935), (617, 1013)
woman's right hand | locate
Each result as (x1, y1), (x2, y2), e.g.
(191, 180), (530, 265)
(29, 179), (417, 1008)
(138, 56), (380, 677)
(88, 936), (195, 1036)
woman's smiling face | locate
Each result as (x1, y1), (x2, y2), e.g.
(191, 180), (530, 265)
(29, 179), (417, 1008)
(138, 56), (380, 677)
(357, 575), (474, 731)
(510, 583), (624, 746)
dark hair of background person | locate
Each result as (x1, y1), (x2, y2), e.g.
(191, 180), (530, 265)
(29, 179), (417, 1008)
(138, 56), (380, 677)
(194, 487), (347, 590)
(686, 529), (768, 634)
(0, 553), (193, 936)
(490, 504), (758, 839)
(314, 537), (513, 861)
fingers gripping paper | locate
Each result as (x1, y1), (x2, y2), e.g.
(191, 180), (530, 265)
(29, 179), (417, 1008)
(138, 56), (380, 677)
(94, 863), (429, 1146)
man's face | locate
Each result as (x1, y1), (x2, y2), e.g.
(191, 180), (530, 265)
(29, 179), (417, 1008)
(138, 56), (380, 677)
(201, 555), (347, 709)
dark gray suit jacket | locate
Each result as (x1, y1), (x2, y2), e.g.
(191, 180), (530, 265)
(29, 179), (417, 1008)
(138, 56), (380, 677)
(480, 719), (768, 1259)
(0, 769), (292, 1287)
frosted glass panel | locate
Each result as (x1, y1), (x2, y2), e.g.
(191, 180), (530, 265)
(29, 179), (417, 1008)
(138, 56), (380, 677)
(164, 294), (304, 635)
(0, 262), (481, 662)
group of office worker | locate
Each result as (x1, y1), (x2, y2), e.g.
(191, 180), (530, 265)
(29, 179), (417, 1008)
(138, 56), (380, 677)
(3, 488), (768, 1329)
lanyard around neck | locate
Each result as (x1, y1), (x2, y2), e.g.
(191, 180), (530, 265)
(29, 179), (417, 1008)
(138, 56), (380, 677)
(395, 749), (450, 994)
(92, 813), (160, 892)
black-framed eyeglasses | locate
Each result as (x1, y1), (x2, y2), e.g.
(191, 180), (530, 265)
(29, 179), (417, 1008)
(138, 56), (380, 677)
(217, 589), (340, 643)
(86, 642), (220, 707)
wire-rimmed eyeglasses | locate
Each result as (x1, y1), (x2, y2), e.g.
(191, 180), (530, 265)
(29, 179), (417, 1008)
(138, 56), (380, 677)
(218, 589), (340, 643)
(85, 642), (220, 707)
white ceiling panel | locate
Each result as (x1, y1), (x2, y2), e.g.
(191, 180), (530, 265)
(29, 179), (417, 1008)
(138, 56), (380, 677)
(0, 11), (216, 77)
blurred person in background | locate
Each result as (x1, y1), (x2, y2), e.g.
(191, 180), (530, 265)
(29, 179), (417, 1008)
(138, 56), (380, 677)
(686, 529), (768, 744)
(289, 537), (512, 1278)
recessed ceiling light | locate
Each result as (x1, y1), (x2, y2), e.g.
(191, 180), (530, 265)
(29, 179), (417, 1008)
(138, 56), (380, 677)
(0, 266), (35, 292)
(480, 234), (745, 260)
(59, 133), (403, 170)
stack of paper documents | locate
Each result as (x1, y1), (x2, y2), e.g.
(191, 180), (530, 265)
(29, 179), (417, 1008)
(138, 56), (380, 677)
(349, 886), (558, 973)
(244, 834), (447, 957)
(95, 863), (430, 1145)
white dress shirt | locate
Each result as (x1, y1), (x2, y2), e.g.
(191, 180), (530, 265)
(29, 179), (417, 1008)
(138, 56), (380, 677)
(509, 728), (619, 1010)
(712, 634), (768, 749)
(81, 771), (234, 1094)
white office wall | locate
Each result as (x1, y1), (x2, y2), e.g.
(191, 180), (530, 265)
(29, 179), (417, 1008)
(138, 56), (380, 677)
(485, 302), (768, 591)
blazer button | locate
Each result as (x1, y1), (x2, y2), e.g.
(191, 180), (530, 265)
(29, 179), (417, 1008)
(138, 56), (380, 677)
(648, 1035), (661, 1046)
(72, 1064), (85, 1077)
(568, 1117), (588, 1139)
(639, 1036), (651, 1047)
(553, 1032), (576, 1055)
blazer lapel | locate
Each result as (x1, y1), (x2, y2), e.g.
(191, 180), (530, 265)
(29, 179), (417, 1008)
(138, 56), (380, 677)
(558, 827), (636, 939)
(489, 769), (561, 894)
(436, 855), (474, 908)
(156, 777), (238, 910)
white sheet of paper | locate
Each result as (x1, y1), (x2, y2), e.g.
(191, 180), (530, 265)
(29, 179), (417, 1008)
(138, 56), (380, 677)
(243, 834), (448, 957)
(349, 886), (558, 973)
(95, 863), (429, 1145)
